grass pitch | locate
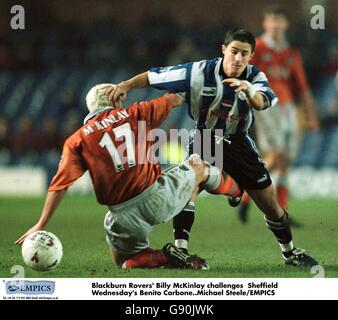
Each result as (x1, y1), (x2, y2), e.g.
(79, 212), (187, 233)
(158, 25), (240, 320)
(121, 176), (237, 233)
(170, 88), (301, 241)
(0, 196), (337, 278)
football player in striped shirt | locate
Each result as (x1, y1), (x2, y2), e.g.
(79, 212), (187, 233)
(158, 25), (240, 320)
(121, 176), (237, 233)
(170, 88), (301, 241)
(238, 6), (319, 223)
(106, 29), (318, 268)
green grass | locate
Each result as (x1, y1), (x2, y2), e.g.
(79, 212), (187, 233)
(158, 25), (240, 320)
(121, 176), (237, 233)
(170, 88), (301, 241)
(0, 196), (337, 278)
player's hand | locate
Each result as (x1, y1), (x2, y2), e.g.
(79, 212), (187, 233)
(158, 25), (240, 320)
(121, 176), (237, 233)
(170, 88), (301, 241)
(105, 82), (129, 105)
(223, 78), (251, 93)
(15, 223), (44, 245)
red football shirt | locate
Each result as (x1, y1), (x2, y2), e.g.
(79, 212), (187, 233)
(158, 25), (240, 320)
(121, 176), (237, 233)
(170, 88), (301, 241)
(48, 95), (174, 205)
(251, 36), (309, 105)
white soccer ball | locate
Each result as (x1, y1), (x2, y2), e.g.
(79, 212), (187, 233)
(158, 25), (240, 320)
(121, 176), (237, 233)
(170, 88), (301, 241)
(22, 231), (63, 271)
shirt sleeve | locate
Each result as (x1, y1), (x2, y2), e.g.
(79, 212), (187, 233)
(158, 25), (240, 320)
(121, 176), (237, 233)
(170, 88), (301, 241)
(48, 136), (87, 191)
(148, 62), (193, 93)
(130, 95), (174, 129)
(249, 66), (278, 109)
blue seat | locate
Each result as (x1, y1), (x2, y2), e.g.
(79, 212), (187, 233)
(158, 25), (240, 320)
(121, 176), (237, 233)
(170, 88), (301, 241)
(321, 127), (338, 168)
(294, 131), (326, 167)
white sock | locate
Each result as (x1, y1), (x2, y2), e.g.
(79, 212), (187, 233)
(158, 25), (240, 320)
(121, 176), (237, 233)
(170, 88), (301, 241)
(201, 164), (222, 192)
(279, 241), (294, 253)
(175, 239), (188, 250)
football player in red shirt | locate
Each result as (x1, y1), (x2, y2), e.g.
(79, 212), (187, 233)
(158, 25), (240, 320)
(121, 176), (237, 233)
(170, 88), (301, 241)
(15, 84), (241, 269)
(238, 6), (319, 222)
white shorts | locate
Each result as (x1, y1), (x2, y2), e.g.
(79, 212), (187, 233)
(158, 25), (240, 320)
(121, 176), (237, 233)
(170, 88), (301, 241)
(104, 164), (196, 255)
(254, 103), (299, 159)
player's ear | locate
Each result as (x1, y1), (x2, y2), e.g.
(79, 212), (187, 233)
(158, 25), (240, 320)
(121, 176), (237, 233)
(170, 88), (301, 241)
(249, 52), (254, 61)
(221, 44), (227, 55)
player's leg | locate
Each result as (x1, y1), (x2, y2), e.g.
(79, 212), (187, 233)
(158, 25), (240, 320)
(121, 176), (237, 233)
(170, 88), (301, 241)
(173, 202), (195, 252)
(172, 131), (208, 254)
(223, 134), (317, 267)
(274, 151), (289, 209)
(109, 240), (168, 269)
(191, 152), (244, 206)
(117, 248), (168, 269)
(239, 105), (284, 222)
(239, 149), (279, 222)
(272, 104), (302, 227)
(204, 170), (242, 198)
(127, 154), (236, 269)
(273, 108), (291, 209)
(172, 132), (242, 254)
(110, 240), (202, 270)
(160, 155), (238, 269)
(153, 157), (212, 269)
(172, 154), (242, 253)
(183, 154), (240, 193)
(247, 186), (317, 267)
(104, 158), (213, 270)
(104, 210), (169, 269)
(172, 154), (225, 251)
(276, 103), (299, 210)
(171, 148), (201, 253)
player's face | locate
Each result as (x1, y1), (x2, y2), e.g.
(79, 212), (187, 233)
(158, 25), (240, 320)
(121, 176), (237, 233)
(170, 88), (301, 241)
(222, 41), (253, 77)
(263, 14), (289, 39)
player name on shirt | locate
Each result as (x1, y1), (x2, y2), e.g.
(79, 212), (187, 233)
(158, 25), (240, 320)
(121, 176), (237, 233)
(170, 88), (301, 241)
(83, 109), (130, 136)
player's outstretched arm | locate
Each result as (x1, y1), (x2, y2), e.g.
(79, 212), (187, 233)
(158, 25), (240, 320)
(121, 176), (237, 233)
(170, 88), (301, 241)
(15, 190), (66, 244)
(223, 78), (266, 110)
(106, 72), (150, 103)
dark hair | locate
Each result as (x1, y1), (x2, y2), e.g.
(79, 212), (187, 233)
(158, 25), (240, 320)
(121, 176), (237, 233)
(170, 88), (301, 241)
(223, 28), (256, 52)
(263, 5), (289, 20)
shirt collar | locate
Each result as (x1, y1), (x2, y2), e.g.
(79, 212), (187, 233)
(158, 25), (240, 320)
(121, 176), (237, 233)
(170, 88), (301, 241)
(83, 106), (115, 124)
(219, 58), (248, 80)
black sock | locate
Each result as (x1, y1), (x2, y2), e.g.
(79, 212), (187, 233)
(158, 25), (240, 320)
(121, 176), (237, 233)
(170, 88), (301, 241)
(173, 202), (195, 250)
(264, 211), (294, 258)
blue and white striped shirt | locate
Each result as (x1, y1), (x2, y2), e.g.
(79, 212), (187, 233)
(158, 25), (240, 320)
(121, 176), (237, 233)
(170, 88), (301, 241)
(148, 57), (278, 135)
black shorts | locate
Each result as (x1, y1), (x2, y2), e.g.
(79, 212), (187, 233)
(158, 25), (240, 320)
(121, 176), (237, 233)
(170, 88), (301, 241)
(188, 130), (272, 190)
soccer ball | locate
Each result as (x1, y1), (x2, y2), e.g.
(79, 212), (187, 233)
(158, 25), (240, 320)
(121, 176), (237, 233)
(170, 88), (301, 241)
(22, 231), (63, 271)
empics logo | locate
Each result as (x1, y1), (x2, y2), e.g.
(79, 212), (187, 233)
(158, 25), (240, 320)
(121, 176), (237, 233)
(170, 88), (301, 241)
(5, 281), (55, 295)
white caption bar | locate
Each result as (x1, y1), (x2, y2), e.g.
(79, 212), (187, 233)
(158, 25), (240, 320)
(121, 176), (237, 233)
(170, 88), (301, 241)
(1, 278), (338, 300)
